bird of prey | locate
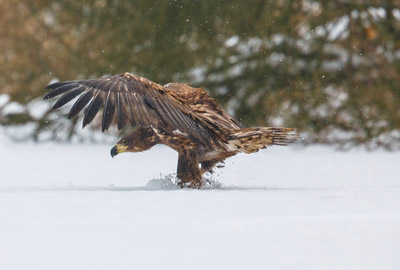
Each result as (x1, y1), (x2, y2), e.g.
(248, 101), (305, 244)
(44, 72), (298, 188)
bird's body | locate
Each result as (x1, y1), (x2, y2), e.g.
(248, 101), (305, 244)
(44, 72), (298, 188)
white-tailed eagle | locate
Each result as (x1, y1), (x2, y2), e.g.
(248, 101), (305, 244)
(44, 72), (298, 188)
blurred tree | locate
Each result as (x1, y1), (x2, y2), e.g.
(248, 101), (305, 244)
(0, 0), (399, 149)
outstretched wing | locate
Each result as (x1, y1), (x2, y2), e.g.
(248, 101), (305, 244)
(44, 73), (220, 147)
(164, 83), (245, 130)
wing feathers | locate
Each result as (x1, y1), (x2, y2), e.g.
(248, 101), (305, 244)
(44, 73), (223, 148)
(44, 82), (80, 100)
(68, 90), (93, 119)
(124, 92), (139, 126)
(102, 91), (115, 132)
(133, 94), (156, 126)
(83, 90), (103, 128)
(52, 87), (85, 110)
(115, 92), (127, 130)
(153, 98), (181, 128)
(144, 95), (156, 109)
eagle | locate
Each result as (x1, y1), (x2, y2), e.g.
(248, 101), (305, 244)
(44, 72), (298, 188)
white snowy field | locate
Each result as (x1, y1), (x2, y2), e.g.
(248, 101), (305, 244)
(0, 135), (400, 270)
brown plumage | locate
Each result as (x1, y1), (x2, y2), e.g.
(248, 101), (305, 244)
(44, 72), (299, 188)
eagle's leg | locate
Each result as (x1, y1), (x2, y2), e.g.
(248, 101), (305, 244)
(177, 151), (202, 189)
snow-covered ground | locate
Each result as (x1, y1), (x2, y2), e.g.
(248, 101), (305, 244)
(0, 134), (399, 270)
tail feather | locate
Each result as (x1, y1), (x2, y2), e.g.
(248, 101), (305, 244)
(227, 127), (299, 154)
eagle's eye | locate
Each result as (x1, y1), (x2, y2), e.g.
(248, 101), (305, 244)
(119, 139), (128, 146)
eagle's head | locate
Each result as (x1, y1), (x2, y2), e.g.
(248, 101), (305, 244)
(110, 127), (159, 158)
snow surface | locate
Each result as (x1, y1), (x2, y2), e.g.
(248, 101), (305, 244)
(0, 133), (399, 270)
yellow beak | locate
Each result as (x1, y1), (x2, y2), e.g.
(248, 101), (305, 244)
(110, 144), (128, 158)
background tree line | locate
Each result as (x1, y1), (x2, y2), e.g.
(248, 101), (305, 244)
(0, 0), (399, 149)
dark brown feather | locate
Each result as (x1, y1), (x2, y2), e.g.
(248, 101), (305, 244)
(123, 92), (139, 126)
(44, 82), (80, 100)
(115, 92), (127, 130)
(83, 91), (103, 128)
(144, 95), (156, 109)
(102, 92), (115, 132)
(52, 87), (85, 110)
(45, 80), (76, 90)
(68, 90), (93, 119)
(137, 94), (162, 126)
